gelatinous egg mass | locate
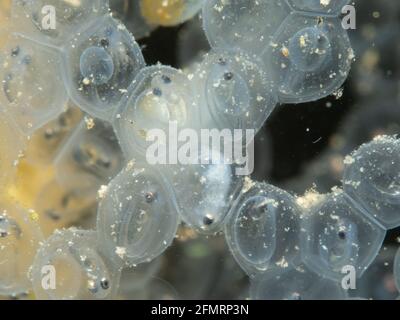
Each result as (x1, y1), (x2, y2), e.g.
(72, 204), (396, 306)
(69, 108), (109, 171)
(97, 165), (180, 266)
(2, 0), (391, 302)
(30, 229), (120, 300)
(343, 136), (400, 229)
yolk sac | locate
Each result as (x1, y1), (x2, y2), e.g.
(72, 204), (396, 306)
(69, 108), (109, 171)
(140, 0), (204, 27)
(109, 0), (156, 40)
(80, 47), (115, 86)
(288, 27), (331, 72)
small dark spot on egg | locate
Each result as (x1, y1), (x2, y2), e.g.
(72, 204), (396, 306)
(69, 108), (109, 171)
(153, 87), (162, 96)
(203, 214), (214, 226)
(224, 72), (234, 81)
(100, 278), (110, 290)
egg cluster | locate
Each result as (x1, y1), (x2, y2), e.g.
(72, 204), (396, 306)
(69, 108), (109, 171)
(2, 0), (398, 300)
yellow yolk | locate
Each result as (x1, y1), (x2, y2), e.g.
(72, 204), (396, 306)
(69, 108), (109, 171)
(0, 0), (11, 19)
(140, 0), (185, 26)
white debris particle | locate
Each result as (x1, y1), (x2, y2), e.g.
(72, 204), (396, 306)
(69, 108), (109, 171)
(115, 247), (127, 259)
(97, 185), (108, 199)
(84, 116), (95, 130)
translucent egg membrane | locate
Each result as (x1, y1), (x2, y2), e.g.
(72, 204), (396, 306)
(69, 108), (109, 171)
(190, 49), (277, 134)
(25, 106), (82, 166)
(54, 119), (125, 195)
(300, 189), (385, 281)
(11, 0), (109, 48)
(203, 0), (291, 55)
(0, 31), (68, 134)
(264, 14), (353, 103)
(33, 178), (97, 233)
(31, 229), (121, 300)
(0, 111), (26, 188)
(114, 65), (195, 159)
(62, 15), (145, 120)
(343, 136), (400, 230)
(164, 147), (244, 235)
(202, 0), (353, 104)
(225, 181), (302, 276)
(250, 265), (348, 300)
(96, 164), (180, 266)
(0, 201), (43, 296)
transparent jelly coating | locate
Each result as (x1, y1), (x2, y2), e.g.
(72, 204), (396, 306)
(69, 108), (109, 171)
(202, 0), (291, 55)
(31, 228), (121, 300)
(191, 49), (277, 133)
(395, 248), (400, 293)
(114, 65), (195, 159)
(96, 164), (180, 266)
(0, 201), (43, 296)
(0, 33), (68, 134)
(62, 15), (146, 120)
(286, 0), (350, 16)
(140, 0), (204, 27)
(343, 135), (400, 230)
(11, 0), (109, 48)
(250, 266), (347, 300)
(225, 181), (302, 276)
(110, 0), (156, 40)
(80, 46), (115, 86)
(54, 119), (125, 194)
(165, 148), (243, 235)
(24, 106), (82, 166)
(300, 189), (385, 281)
(34, 179), (96, 235)
(263, 13), (353, 104)
(0, 111), (27, 189)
